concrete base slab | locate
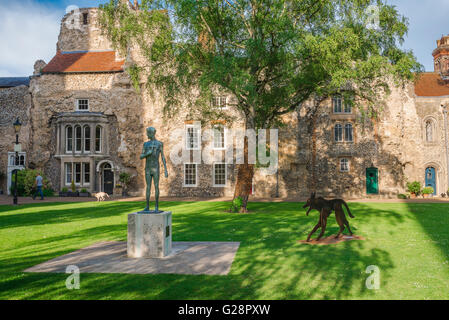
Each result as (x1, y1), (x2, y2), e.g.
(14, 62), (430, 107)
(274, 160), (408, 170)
(24, 241), (240, 275)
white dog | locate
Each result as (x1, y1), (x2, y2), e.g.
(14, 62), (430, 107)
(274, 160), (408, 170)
(93, 192), (110, 202)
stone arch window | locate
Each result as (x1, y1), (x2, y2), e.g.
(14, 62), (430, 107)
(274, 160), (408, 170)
(74, 125), (82, 153)
(344, 123), (354, 142)
(19, 155), (25, 166)
(95, 125), (103, 153)
(83, 125), (91, 153)
(66, 125), (73, 153)
(9, 155), (15, 166)
(425, 119), (435, 142)
(334, 124), (343, 142)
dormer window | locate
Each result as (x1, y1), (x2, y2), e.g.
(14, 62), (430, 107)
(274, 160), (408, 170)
(76, 99), (89, 111)
(212, 96), (227, 110)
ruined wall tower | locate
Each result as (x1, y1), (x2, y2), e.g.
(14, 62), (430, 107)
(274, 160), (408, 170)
(433, 35), (449, 79)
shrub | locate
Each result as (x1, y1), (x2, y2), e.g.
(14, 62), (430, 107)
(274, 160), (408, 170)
(71, 180), (76, 192)
(230, 196), (243, 213)
(43, 188), (54, 197)
(397, 194), (408, 200)
(80, 188), (88, 193)
(9, 169), (51, 196)
(406, 181), (422, 195)
(422, 187), (434, 195)
(61, 187), (68, 193)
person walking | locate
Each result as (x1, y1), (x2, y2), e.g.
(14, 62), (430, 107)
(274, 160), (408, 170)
(33, 173), (44, 200)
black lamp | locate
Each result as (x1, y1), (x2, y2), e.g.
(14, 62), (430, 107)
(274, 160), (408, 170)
(13, 118), (22, 205)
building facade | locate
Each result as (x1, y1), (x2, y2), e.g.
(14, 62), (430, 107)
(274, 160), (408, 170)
(1, 7), (449, 199)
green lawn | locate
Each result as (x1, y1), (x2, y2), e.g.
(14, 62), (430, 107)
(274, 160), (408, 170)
(0, 200), (449, 299)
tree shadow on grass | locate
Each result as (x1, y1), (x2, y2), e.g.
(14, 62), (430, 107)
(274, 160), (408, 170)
(0, 201), (190, 230)
(0, 201), (400, 299)
(404, 203), (449, 263)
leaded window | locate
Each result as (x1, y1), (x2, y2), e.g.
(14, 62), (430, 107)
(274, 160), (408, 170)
(345, 123), (353, 142)
(213, 163), (226, 186)
(340, 158), (350, 172)
(334, 124), (343, 142)
(184, 164), (197, 186)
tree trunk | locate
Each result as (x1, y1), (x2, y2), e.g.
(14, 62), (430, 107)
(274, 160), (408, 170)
(310, 115), (317, 193)
(232, 119), (255, 213)
(233, 162), (255, 213)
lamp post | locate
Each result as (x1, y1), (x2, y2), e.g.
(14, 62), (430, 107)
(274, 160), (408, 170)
(442, 104), (449, 193)
(12, 118), (22, 205)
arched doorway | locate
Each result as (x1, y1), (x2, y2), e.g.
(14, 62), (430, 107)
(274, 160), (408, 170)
(366, 167), (379, 194)
(102, 163), (114, 195)
(425, 167), (437, 195)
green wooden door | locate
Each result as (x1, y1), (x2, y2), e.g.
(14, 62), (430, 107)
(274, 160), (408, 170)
(366, 168), (379, 194)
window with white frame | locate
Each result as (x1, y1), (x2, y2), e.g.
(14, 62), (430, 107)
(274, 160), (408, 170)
(66, 125), (73, 153)
(75, 125), (82, 153)
(340, 158), (350, 172)
(65, 163), (73, 184)
(184, 163), (197, 187)
(65, 162), (90, 185)
(74, 163), (82, 184)
(334, 124), (343, 142)
(344, 123), (354, 142)
(95, 126), (102, 152)
(212, 96), (227, 110)
(76, 99), (89, 111)
(84, 125), (91, 153)
(213, 163), (226, 186)
(8, 153), (26, 166)
(213, 125), (225, 149)
(83, 163), (90, 184)
(186, 125), (200, 150)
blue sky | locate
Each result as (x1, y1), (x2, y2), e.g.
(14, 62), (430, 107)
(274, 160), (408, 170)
(0, 0), (448, 76)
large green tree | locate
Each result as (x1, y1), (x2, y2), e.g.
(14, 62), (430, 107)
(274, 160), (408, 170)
(100, 0), (421, 211)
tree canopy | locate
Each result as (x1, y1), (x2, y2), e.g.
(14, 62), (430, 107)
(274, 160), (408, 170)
(99, 0), (422, 210)
(100, 0), (422, 128)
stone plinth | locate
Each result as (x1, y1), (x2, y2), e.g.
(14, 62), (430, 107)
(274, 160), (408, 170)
(127, 211), (172, 258)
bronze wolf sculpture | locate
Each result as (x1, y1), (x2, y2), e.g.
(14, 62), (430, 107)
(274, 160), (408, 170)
(302, 193), (354, 242)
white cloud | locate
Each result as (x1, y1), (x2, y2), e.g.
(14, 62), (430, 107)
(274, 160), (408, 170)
(0, 0), (63, 77)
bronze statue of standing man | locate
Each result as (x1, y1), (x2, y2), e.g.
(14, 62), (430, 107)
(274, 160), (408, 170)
(140, 127), (168, 213)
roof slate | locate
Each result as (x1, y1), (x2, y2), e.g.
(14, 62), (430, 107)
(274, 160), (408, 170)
(0, 77), (30, 88)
